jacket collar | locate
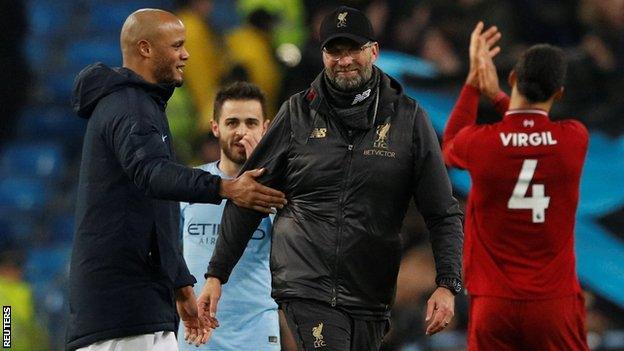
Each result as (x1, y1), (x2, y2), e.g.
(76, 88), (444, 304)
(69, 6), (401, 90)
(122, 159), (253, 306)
(120, 68), (176, 108)
(307, 65), (403, 128)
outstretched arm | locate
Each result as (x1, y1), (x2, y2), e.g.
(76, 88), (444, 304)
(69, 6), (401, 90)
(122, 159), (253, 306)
(111, 111), (286, 213)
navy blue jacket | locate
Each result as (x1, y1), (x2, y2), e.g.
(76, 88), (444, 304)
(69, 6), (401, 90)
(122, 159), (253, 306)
(67, 63), (222, 350)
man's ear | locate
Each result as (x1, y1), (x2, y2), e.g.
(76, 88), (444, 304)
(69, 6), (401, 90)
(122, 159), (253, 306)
(262, 119), (270, 135)
(507, 70), (516, 88)
(370, 42), (380, 63)
(211, 119), (220, 138)
(138, 40), (152, 58)
(553, 87), (564, 101)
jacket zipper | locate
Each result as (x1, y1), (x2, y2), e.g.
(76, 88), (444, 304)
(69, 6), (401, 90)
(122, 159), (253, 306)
(332, 142), (354, 307)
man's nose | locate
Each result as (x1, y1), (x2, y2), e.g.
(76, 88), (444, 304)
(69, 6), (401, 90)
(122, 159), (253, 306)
(337, 54), (354, 66)
(181, 47), (190, 60)
(235, 124), (249, 135)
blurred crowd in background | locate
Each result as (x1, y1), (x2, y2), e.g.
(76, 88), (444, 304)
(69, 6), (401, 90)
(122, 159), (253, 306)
(0, 0), (623, 350)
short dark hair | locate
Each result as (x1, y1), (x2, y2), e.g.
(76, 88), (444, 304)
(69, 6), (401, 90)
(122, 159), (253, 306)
(213, 81), (267, 121)
(514, 44), (567, 103)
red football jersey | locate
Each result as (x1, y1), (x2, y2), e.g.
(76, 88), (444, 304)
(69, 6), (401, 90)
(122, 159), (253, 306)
(443, 85), (588, 299)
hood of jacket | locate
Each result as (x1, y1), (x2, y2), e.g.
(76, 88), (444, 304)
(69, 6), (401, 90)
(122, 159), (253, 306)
(71, 62), (175, 119)
(308, 65), (404, 128)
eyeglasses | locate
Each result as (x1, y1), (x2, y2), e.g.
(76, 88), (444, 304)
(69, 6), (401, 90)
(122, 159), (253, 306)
(322, 42), (375, 62)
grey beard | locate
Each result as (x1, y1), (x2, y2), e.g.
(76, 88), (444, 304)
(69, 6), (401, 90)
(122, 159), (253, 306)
(327, 64), (373, 91)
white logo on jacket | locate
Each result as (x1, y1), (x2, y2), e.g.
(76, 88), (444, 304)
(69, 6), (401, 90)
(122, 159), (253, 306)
(352, 89), (371, 105)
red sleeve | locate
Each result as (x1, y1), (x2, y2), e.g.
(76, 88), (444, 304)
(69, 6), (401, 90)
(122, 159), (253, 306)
(442, 85), (480, 168)
(564, 119), (589, 155)
(492, 91), (510, 116)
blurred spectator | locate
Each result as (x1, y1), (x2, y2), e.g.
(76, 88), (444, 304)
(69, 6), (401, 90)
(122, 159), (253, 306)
(0, 238), (50, 351)
(176, 0), (228, 132)
(382, 248), (435, 350)
(239, 0), (307, 49)
(575, 0), (624, 134)
(584, 291), (624, 350)
(389, 0), (519, 82)
(382, 245), (469, 351)
(280, 3), (331, 98)
(210, 0), (243, 33)
(511, 0), (581, 46)
(226, 8), (283, 117)
(166, 86), (198, 164)
(197, 132), (221, 165)
(0, 1), (30, 143)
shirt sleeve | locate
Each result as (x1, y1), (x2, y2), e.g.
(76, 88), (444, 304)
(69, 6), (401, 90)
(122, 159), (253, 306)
(206, 100), (292, 284)
(442, 85), (480, 169)
(412, 104), (464, 284)
(108, 112), (222, 204)
(174, 250), (197, 288)
(492, 91), (510, 116)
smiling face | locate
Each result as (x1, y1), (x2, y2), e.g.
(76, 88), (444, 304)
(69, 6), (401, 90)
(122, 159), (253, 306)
(150, 20), (189, 86)
(322, 38), (378, 91)
(212, 99), (268, 165)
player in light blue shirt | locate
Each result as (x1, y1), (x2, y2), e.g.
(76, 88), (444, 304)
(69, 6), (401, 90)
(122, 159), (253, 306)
(178, 82), (280, 351)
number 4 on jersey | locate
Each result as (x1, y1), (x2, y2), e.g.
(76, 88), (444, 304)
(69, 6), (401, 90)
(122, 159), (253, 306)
(507, 159), (550, 223)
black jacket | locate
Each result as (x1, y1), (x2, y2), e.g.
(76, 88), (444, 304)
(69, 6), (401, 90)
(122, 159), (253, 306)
(208, 69), (463, 319)
(67, 63), (222, 350)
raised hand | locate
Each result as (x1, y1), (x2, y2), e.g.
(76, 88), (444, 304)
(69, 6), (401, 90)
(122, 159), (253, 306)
(477, 34), (502, 100)
(467, 21), (501, 88)
(240, 133), (261, 159)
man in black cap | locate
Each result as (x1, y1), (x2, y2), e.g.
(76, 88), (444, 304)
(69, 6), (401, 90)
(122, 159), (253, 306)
(198, 6), (464, 351)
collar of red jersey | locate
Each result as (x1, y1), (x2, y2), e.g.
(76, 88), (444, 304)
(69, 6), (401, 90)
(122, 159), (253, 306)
(505, 109), (549, 117)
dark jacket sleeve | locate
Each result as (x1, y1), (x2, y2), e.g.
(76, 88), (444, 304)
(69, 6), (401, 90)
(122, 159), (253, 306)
(206, 101), (292, 284)
(411, 104), (464, 284)
(174, 250), (197, 288)
(174, 203), (196, 288)
(108, 111), (222, 204)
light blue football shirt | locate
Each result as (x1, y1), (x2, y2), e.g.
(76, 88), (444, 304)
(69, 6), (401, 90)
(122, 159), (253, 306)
(178, 161), (279, 351)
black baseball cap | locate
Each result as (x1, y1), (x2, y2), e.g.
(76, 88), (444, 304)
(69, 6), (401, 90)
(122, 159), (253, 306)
(319, 6), (375, 49)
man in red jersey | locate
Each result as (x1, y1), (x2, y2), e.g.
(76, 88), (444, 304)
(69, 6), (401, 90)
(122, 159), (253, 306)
(442, 22), (590, 351)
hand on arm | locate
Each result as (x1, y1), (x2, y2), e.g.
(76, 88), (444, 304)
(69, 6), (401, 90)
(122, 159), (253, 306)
(219, 169), (287, 214)
(219, 106), (290, 215)
(175, 286), (211, 346)
(424, 287), (455, 336)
